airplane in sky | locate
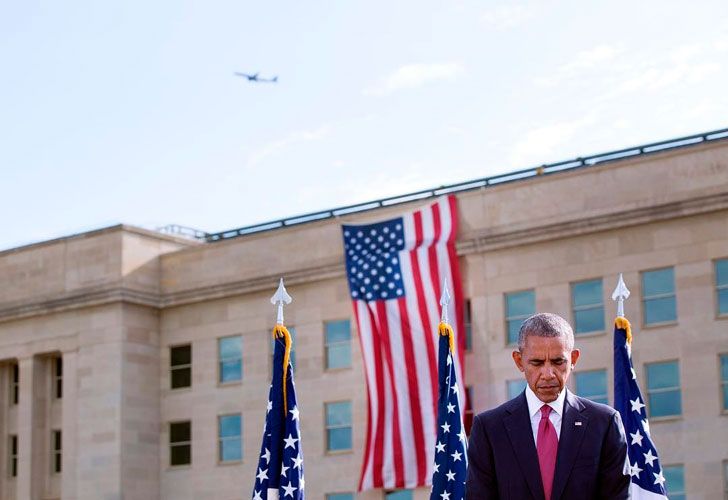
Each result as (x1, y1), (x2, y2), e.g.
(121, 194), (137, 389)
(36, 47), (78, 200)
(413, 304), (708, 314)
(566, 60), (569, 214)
(234, 72), (278, 83)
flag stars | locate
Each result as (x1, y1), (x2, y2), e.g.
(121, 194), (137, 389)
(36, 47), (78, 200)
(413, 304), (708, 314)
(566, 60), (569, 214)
(451, 450), (463, 462)
(281, 482), (297, 497)
(435, 441), (446, 453)
(256, 467), (269, 482)
(446, 470), (457, 481)
(629, 462), (643, 478)
(292, 454), (304, 469)
(289, 406), (299, 421)
(630, 397), (645, 413)
(441, 422), (451, 433)
(261, 448), (270, 464)
(440, 491), (451, 500)
(653, 470), (666, 486)
(630, 430), (644, 447)
(643, 449), (658, 467)
(447, 402), (456, 414)
(283, 434), (299, 449)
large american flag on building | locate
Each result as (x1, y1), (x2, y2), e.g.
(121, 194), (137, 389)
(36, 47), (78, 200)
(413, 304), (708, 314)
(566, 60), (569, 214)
(341, 195), (466, 490)
(252, 326), (304, 500)
(613, 317), (668, 499)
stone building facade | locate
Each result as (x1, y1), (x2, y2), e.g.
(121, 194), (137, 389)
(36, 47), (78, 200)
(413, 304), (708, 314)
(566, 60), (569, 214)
(1, 136), (727, 499)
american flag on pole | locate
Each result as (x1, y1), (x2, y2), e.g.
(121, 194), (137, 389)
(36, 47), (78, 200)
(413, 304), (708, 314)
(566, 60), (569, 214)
(341, 195), (465, 490)
(429, 317), (467, 500)
(613, 317), (668, 499)
(252, 325), (304, 500)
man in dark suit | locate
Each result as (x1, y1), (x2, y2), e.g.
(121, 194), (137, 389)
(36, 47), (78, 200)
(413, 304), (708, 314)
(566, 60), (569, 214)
(465, 313), (629, 500)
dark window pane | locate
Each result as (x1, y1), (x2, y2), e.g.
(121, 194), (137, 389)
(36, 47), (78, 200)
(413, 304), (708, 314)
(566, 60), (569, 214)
(55, 357), (63, 377)
(507, 320), (521, 345)
(54, 431), (62, 450)
(722, 385), (728, 412)
(56, 378), (63, 399)
(644, 296), (677, 324)
(576, 370), (607, 404)
(12, 363), (18, 383)
(171, 367), (191, 389)
(716, 259), (728, 286)
(11, 435), (17, 454)
(572, 279), (602, 307)
(327, 343), (352, 369)
(170, 444), (191, 466)
(507, 379), (527, 399)
(506, 291), (535, 318)
(326, 320), (351, 343)
(646, 362), (679, 390)
(327, 428), (352, 451)
(220, 360), (242, 383)
(170, 345), (191, 366)
(574, 307), (605, 334)
(719, 289), (728, 316)
(464, 299), (472, 351)
(648, 390), (682, 417)
(721, 355), (728, 381)
(170, 422), (191, 443)
(643, 268), (675, 296)
(218, 415), (241, 438)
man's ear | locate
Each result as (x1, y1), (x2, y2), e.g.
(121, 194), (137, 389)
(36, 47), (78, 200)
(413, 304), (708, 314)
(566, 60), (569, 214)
(512, 350), (524, 372)
(570, 348), (581, 367)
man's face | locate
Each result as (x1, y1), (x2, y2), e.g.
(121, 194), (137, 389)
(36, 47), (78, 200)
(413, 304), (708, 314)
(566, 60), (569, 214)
(512, 334), (580, 403)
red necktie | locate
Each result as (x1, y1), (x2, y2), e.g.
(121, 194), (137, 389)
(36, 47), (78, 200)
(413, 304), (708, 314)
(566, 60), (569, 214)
(537, 405), (558, 500)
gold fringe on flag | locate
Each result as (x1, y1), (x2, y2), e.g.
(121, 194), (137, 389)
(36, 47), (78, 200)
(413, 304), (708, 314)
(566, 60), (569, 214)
(272, 324), (292, 411)
(615, 316), (632, 344)
(438, 322), (455, 354)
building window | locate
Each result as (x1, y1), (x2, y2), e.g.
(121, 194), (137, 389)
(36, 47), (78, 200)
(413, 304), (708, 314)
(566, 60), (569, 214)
(10, 362), (18, 405)
(325, 401), (352, 452)
(325, 320), (351, 369)
(575, 369), (608, 405)
(9, 435), (17, 478)
(717, 259), (728, 316)
(571, 279), (605, 334)
(54, 356), (63, 399)
(170, 345), (192, 389)
(218, 414), (242, 462)
(464, 386), (474, 435)
(169, 421), (191, 466)
(663, 464), (685, 500)
(505, 290), (535, 345)
(219, 336), (242, 383)
(507, 379), (527, 400)
(326, 494), (354, 500)
(645, 361), (681, 418)
(721, 354), (728, 412)
(52, 430), (62, 473)
(385, 491), (413, 500)
(642, 267), (677, 325)
(464, 299), (473, 351)
(272, 327), (296, 370)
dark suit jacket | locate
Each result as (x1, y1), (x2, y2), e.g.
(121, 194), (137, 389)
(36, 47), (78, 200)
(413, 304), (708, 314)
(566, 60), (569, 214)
(465, 391), (629, 500)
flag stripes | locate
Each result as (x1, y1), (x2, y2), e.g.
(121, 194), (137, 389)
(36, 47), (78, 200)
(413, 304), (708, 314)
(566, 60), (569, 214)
(343, 195), (465, 491)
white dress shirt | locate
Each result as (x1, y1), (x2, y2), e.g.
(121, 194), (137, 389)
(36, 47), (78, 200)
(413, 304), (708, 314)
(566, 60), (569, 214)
(525, 384), (566, 446)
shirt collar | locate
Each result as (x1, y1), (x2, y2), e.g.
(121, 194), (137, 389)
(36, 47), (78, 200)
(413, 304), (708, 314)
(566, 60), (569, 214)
(525, 384), (566, 418)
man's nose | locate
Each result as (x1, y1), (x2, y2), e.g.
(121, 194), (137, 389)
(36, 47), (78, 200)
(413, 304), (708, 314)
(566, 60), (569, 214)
(541, 366), (556, 379)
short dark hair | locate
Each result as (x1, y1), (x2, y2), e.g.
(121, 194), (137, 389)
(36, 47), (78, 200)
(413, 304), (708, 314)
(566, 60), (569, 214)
(517, 313), (574, 351)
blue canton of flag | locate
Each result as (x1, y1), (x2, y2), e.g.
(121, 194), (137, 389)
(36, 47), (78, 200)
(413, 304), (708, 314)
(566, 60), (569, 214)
(613, 318), (668, 499)
(253, 327), (304, 500)
(430, 324), (467, 500)
(344, 218), (406, 302)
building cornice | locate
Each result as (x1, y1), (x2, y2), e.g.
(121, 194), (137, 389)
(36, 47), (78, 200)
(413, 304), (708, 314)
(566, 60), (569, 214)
(1, 191), (726, 323)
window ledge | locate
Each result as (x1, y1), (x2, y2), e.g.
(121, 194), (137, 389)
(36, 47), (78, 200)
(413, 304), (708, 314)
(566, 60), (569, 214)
(217, 459), (243, 466)
(324, 366), (353, 373)
(325, 449), (354, 456)
(217, 380), (242, 388)
(574, 330), (606, 339)
(641, 321), (678, 330)
(716, 313), (728, 320)
(167, 464), (192, 471)
(167, 387), (193, 394)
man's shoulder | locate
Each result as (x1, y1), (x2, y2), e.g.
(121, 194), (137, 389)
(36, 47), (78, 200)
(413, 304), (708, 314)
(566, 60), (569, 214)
(473, 393), (525, 424)
(571, 393), (619, 420)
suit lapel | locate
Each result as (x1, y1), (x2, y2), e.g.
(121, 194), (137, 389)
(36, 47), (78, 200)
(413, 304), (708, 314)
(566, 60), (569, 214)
(503, 393), (544, 500)
(551, 392), (589, 500)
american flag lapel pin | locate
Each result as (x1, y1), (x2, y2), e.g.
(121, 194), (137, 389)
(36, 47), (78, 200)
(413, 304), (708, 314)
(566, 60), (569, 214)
(575, 421), (582, 426)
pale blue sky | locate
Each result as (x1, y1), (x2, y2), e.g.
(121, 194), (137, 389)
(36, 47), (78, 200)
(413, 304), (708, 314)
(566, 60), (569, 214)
(2, 0), (727, 250)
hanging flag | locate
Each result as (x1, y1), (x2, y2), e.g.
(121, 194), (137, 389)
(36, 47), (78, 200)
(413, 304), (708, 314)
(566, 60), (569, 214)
(613, 316), (668, 499)
(429, 288), (467, 500)
(341, 195), (466, 490)
(252, 280), (304, 500)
